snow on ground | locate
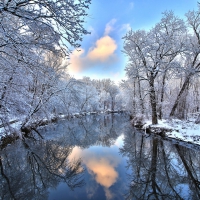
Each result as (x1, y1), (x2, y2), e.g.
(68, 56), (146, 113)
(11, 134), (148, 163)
(143, 118), (200, 146)
(0, 120), (22, 138)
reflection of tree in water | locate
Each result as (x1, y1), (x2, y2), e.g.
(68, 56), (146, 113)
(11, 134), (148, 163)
(0, 114), (129, 200)
(0, 138), (84, 200)
(120, 128), (200, 200)
(38, 113), (129, 148)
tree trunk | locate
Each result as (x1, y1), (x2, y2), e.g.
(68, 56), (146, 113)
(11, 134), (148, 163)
(195, 114), (200, 124)
(138, 77), (145, 115)
(149, 77), (158, 124)
(150, 138), (158, 198)
(111, 97), (115, 111)
(175, 145), (200, 199)
(132, 80), (136, 115)
(170, 75), (190, 117)
(158, 72), (166, 120)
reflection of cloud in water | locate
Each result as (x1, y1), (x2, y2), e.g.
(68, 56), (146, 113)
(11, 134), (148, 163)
(87, 157), (118, 188)
(104, 188), (114, 200)
(113, 134), (124, 148)
(68, 146), (120, 199)
(86, 182), (98, 199)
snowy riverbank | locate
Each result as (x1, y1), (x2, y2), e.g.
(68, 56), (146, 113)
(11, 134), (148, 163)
(142, 119), (200, 146)
(2, 112), (200, 149)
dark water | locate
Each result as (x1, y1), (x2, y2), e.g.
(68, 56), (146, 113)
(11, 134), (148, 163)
(1, 114), (200, 200)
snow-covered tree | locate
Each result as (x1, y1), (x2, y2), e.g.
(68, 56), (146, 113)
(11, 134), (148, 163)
(0, 0), (91, 53)
(170, 6), (200, 117)
(0, 0), (91, 133)
(123, 12), (186, 123)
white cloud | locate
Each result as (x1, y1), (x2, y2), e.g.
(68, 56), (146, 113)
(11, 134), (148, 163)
(87, 35), (117, 62)
(67, 19), (121, 77)
(68, 48), (85, 73)
(87, 26), (99, 39)
(130, 2), (134, 10)
(68, 35), (117, 74)
(104, 19), (117, 35)
(121, 23), (131, 32)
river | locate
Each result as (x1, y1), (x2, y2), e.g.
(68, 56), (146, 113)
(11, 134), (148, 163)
(0, 114), (200, 199)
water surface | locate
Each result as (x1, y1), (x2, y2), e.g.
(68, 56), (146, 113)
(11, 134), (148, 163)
(1, 114), (200, 199)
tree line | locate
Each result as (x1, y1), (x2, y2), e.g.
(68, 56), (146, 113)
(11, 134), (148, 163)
(0, 0), (125, 134)
(122, 5), (200, 124)
(2, 0), (200, 135)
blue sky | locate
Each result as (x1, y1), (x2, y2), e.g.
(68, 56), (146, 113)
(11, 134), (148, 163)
(68, 0), (198, 82)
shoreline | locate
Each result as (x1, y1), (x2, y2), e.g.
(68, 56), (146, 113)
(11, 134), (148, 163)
(0, 110), (126, 149)
(131, 118), (200, 147)
(1, 112), (200, 150)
